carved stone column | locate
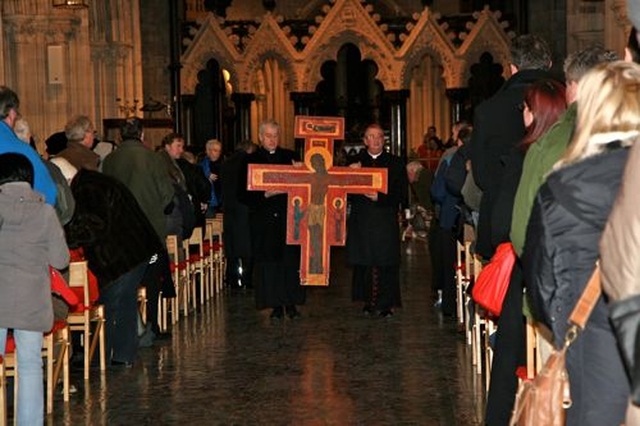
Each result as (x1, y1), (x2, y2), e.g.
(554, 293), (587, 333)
(3, 14), (82, 142)
(90, 0), (143, 131)
(382, 90), (409, 161)
(231, 93), (255, 144)
(445, 88), (470, 124)
(169, 0), (183, 133)
(606, 0), (629, 57)
(181, 94), (196, 146)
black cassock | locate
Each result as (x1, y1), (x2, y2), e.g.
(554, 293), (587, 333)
(346, 150), (407, 311)
(239, 146), (305, 309)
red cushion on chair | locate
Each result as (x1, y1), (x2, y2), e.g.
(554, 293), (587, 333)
(69, 247), (85, 262)
(5, 334), (15, 353)
(169, 261), (188, 272)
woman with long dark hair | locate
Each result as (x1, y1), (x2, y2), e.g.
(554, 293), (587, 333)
(485, 78), (566, 426)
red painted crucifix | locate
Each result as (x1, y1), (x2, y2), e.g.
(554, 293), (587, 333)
(247, 116), (388, 286)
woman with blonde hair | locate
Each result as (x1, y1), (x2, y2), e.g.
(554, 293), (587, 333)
(523, 60), (640, 426)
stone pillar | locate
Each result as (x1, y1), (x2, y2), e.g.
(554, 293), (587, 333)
(382, 90), (409, 161)
(181, 94), (196, 147)
(169, 0), (183, 133)
(606, 0), (629, 57)
(445, 88), (470, 124)
(231, 93), (255, 144)
(3, 13), (83, 143)
(336, 48), (349, 117)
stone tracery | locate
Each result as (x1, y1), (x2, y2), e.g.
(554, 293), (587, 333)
(181, 0), (513, 96)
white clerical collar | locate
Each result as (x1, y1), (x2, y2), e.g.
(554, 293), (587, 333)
(368, 152), (382, 159)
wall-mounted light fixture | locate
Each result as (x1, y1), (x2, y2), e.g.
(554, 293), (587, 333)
(52, 0), (88, 9)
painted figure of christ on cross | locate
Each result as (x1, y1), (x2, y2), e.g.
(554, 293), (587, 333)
(247, 116), (387, 285)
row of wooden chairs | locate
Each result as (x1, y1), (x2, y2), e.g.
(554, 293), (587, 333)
(455, 234), (546, 396)
(0, 259), (104, 424)
(0, 217), (227, 423)
(455, 237), (497, 392)
(158, 217), (225, 332)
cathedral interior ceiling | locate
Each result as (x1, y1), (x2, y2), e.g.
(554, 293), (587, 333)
(181, 0), (513, 95)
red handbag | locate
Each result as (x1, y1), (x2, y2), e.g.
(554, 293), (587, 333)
(471, 242), (516, 316)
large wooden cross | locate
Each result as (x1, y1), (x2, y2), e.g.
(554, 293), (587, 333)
(247, 116), (388, 285)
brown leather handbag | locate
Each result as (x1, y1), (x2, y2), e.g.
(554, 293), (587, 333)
(510, 265), (602, 426)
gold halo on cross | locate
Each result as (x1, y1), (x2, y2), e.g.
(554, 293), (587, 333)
(304, 145), (333, 170)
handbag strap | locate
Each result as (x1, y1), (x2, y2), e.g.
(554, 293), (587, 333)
(566, 263), (602, 342)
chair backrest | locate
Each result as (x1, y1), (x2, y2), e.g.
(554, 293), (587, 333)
(166, 234), (180, 263)
(206, 217), (223, 245)
(189, 226), (203, 246)
(68, 261), (91, 308)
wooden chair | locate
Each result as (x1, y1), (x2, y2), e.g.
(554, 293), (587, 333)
(203, 221), (217, 299)
(483, 315), (497, 391)
(463, 241), (474, 346)
(206, 217), (225, 294)
(0, 355), (5, 426)
(44, 322), (71, 413)
(3, 321), (71, 416)
(523, 317), (549, 380)
(470, 256), (485, 375)
(67, 261), (106, 381)
(455, 241), (467, 328)
(137, 287), (147, 324)
(185, 227), (208, 307)
(165, 235), (189, 328)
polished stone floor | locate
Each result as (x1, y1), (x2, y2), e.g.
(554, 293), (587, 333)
(45, 240), (486, 425)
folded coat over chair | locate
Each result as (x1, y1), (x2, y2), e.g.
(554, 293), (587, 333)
(65, 170), (163, 286)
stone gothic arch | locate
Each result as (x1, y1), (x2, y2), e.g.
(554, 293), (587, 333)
(180, 0), (513, 149)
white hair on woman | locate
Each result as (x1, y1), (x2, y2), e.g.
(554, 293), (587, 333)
(14, 117), (31, 143)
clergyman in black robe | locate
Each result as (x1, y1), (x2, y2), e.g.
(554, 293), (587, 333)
(346, 123), (408, 318)
(238, 119), (305, 320)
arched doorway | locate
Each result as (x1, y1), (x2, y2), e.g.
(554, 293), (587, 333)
(313, 43), (387, 158)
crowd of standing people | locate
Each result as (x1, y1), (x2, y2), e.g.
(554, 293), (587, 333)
(427, 25), (640, 426)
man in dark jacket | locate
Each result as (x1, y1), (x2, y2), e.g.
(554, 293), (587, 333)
(177, 151), (211, 229)
(347, 124), (407, 318)
(102, 117), (175, 340)
(222, 139), (256, 290)
(469, 34), (552, 260)
(239, 120), (305, 320)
